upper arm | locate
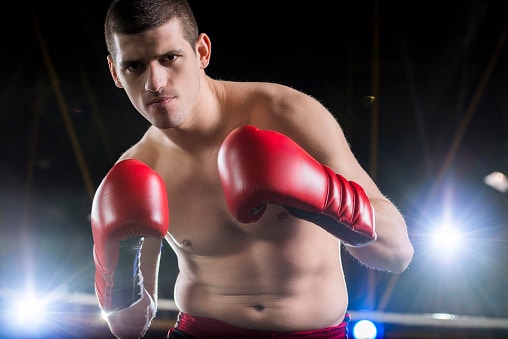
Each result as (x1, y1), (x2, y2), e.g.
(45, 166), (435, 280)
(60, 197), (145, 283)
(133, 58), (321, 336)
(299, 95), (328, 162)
(259, 86), (413, 272)
(260, 86), (380, 200)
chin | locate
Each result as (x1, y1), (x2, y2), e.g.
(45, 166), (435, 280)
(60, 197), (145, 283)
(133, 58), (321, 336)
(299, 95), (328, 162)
(151, 119), (176, 130)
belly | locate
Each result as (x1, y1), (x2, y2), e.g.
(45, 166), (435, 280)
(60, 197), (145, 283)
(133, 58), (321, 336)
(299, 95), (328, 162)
(169, 212), (348, 331)
(173, 276), (347, 331)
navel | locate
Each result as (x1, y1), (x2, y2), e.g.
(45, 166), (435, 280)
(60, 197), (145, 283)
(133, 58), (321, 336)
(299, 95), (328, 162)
(251, 305), (265, 312)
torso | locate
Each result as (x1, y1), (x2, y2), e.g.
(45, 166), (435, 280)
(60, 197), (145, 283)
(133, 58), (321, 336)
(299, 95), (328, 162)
(128, 80), (349, 331)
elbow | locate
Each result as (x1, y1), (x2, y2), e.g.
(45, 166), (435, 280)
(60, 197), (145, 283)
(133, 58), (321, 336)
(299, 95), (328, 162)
(390, 242), (414, 274)
(346, 238), (414, 273)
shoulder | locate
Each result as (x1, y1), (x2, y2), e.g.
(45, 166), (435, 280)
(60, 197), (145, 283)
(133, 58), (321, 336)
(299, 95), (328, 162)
(221, 79), (345, 162)
(116, 127), (166, 167)
(223, 80), (315, 104)
(221, 80), (329, 125)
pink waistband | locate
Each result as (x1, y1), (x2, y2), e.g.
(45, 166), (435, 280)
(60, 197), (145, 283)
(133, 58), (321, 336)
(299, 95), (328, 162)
(171, 312), (349, 339)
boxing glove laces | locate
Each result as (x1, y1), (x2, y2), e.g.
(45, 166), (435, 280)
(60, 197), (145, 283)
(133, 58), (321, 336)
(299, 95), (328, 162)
(91, 159), (169, 312)
(218, 125), (376, 247)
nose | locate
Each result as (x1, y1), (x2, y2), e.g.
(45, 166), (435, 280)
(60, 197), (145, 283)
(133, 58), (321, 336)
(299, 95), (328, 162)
(145, 63), (166, 93)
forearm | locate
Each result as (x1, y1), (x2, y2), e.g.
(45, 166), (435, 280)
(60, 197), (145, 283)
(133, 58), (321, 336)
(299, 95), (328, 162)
(345, 198), (413, 273)
(91, 160), (168, 338)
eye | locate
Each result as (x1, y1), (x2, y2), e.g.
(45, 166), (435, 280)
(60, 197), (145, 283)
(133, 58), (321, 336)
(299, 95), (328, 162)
(162, 54), (178, 63)
(123, 62), (144, 74)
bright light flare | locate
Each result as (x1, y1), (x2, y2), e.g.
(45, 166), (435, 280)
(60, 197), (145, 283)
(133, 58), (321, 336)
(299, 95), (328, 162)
(484, 171), (508, 193)
(9, 291), (48, 328)
(101, 309), (109, 321)
(431, 226), (463, 251)
(352, 319), (378, 339)
(428, 221), (469, 264)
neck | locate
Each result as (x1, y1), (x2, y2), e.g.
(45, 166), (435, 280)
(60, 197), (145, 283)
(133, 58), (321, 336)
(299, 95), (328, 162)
(160, 77), (229, 154)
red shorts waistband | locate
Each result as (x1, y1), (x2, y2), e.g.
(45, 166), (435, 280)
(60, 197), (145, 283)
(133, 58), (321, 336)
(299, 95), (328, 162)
(170, 312), (349, 339)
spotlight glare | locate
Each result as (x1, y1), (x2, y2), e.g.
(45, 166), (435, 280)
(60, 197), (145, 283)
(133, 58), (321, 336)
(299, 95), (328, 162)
(101, 309), (109, 321)
(484, 171), (508, 193)
(11, 292), (48, 327)
(352, 319), (378, 339)
(431, 226), (462, 251)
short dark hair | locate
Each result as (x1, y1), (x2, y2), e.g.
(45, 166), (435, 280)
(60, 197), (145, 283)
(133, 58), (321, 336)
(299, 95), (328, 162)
(104, 0), (199, 56)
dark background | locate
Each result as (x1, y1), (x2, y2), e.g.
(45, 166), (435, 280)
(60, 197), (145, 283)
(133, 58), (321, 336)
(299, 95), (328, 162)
(1, 0), (508, 336)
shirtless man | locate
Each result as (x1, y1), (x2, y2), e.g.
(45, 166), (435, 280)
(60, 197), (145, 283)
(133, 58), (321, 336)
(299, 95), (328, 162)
(90, 0), (414, 338)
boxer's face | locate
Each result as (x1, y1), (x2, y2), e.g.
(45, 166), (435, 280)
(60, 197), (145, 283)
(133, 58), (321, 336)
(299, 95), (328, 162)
(107, 18), (211, 129)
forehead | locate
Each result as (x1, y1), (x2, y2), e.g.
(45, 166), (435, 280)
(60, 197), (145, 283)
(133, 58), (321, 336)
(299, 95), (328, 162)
(112, 19), (190, 62)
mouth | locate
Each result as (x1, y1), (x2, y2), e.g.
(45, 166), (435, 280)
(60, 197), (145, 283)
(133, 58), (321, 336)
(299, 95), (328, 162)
(147, 96), (173, 106)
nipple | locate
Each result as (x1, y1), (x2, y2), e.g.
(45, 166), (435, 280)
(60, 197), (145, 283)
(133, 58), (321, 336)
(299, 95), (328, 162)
(168, 233), (191, 248)
(277, 212), (289, 220)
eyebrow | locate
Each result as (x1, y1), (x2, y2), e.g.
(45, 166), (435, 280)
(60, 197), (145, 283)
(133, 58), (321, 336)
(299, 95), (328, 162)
(119, 48), (186, 67)
(118, 59), (138, 69)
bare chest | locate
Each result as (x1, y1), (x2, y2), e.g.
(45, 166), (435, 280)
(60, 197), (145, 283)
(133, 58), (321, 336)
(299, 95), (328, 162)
(154, 152), (244, 254)
(152, 143), (337, 262)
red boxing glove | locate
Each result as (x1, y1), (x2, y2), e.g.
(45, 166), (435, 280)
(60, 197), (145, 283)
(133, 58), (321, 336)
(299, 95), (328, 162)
(91, 159), (169, 312)
(218, 125), (376, 247)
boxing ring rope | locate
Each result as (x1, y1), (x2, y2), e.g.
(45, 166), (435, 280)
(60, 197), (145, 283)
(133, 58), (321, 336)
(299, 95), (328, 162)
(347, 310), (508, 329)
(54, 292), (508, 330)
(2, 288), (508, 338)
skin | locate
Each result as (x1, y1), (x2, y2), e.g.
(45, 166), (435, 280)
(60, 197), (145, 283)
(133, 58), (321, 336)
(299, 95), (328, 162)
(106, 18), (413, 334)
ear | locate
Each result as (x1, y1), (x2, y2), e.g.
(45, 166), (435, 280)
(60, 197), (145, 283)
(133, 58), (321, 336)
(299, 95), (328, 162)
(196, 33), (211, 69)
(107, 55), (123, 88)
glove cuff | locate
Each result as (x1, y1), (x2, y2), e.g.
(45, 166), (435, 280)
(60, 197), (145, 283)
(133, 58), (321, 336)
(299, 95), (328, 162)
(106, 287), (156, 338)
